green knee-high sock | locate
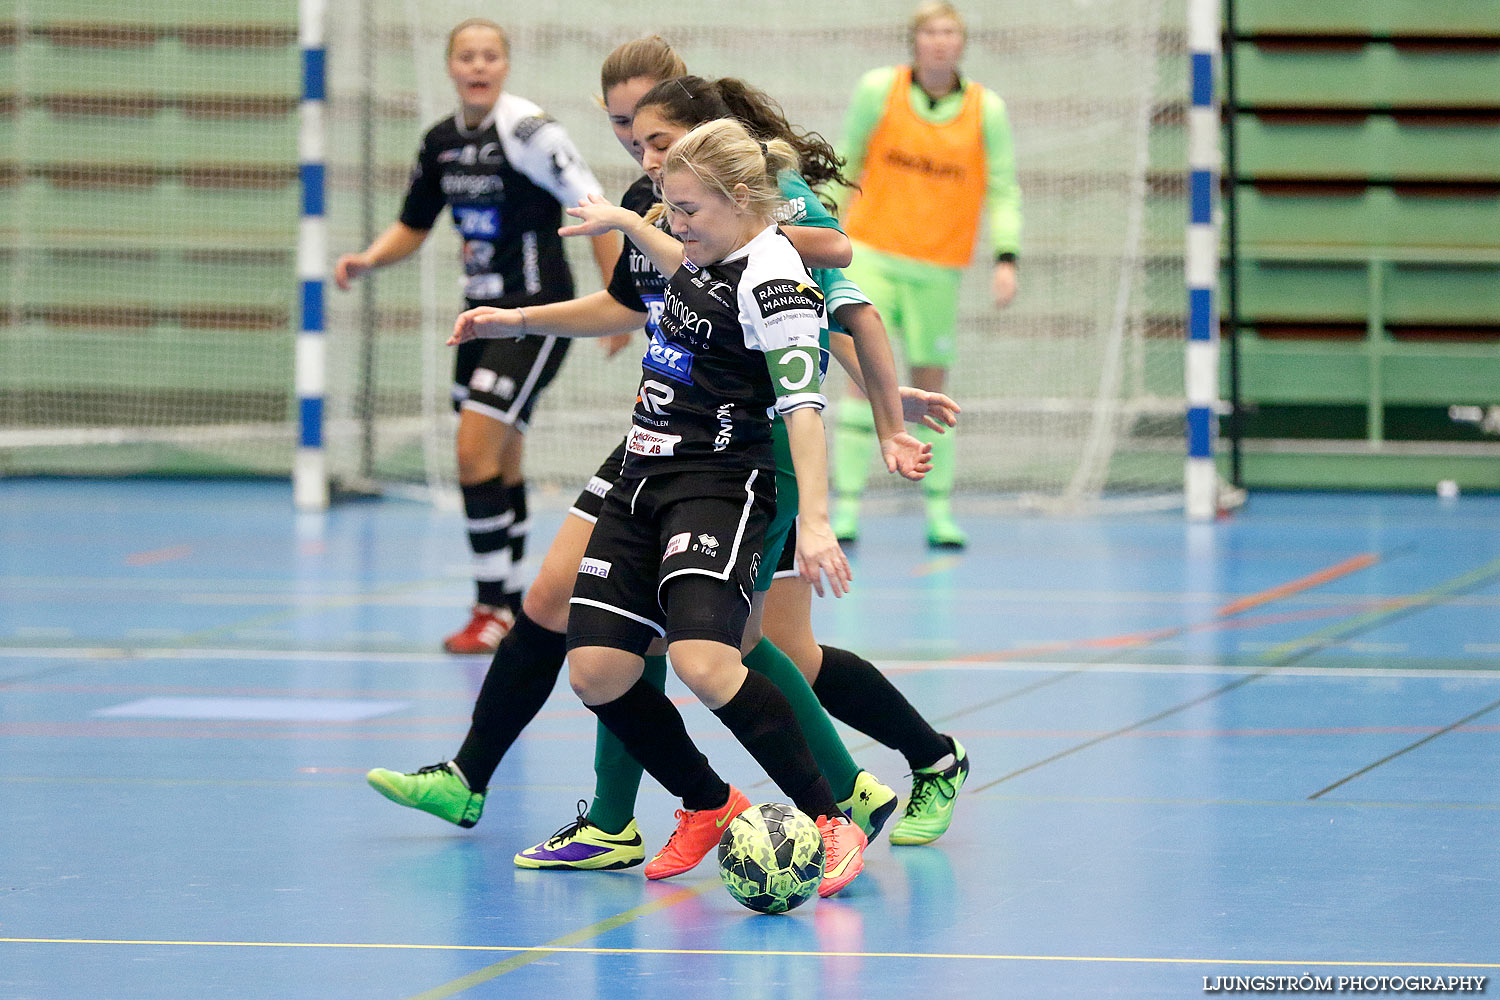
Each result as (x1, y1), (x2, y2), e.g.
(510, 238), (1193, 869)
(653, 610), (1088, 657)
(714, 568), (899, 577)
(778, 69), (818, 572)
(586, 653), (667, 833)
(917, 422), (957, 515)
(833, 396), (877, 506)
(743, 637), (860, 801)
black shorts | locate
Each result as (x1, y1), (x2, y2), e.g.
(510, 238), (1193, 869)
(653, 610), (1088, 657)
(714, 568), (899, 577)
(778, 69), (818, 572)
(452, 333), (571, 432)
(567, 467), (776, 655)
(568, 439), (628, 524)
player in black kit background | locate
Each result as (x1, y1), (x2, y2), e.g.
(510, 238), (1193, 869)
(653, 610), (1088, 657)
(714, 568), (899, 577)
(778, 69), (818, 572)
(334, 18), (622, 653)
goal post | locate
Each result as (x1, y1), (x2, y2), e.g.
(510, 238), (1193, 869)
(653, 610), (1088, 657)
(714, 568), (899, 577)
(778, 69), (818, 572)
(1185, 0), (1222, 520)
(295, 0), (329, 511)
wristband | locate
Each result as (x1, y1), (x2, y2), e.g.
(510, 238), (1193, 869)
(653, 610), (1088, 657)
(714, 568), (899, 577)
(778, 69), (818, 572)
(518, 307), (527, 333)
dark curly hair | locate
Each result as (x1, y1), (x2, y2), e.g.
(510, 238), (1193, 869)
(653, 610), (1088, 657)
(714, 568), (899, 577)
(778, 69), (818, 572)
(635, 75), (853, 198)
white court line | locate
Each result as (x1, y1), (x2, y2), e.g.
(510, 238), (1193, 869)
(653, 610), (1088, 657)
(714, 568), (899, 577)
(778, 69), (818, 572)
(0, 576), (457, 592)
(7, 574), (1500, 604)
(0, 646), (1497, 679)
(92, 696), (409, 721)
(0, 646), (458, 663)
(876, 659), (1500, 680)
(180, 593), (470, 607)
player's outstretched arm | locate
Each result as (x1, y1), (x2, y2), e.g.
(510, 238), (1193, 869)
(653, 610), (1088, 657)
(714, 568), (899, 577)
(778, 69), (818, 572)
(588, 229), (631, 358)
(831, 302), (904, 441)
(782, 406), (852, 598)
(781, 224), (853, 269)
(830, 303), (940, 480)
(334, 222), (428, 290)
(589, 231), (624, 287)
(560, 194), (685, 277)
(829, 331), (958, 435)
(450, 290), (645, 345)
(899, 387), (961, 433)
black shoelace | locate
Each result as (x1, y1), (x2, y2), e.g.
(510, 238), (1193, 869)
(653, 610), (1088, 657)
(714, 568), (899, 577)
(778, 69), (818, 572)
(544, 800), (592, 847)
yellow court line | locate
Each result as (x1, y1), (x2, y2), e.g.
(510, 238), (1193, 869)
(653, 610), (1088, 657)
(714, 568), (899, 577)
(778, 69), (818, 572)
(401, 880), (719, 1000)
(172, 575), (458, 647)
(1262, 555), (1500, 663)
(2, 938), (1495, 970)
(911, 554), (963, 578)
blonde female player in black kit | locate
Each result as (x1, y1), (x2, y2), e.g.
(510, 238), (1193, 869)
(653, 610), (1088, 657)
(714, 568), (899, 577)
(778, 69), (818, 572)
(479, 119), (870, 895)
(333, 18), (621, 653)
(366, 42), (970, 874)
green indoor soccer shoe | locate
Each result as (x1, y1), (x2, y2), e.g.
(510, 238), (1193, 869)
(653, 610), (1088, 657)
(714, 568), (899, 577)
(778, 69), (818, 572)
(838, 769), (898, 840)
(889, 739), (969, 846)
(924, 509), (968, 550)
(366, 761), (485, 828)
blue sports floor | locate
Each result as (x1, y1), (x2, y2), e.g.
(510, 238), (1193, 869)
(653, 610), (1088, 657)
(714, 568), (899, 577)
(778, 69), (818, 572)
(2, 480), (1497, 998)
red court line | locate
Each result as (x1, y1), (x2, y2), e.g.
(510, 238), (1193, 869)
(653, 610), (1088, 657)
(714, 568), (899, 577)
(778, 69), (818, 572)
(954, 552), (1382, 664)
(1216, 553), (1380, 617)
(0, 724), (654, 741)
(950, 724), (1500, 740)
(9, 683), (482, 699)
(124, 544), (194, 566)
(1140, 723), (1500, 739)
(0, 697), (709, 741)
(949, 603), (1364, 665)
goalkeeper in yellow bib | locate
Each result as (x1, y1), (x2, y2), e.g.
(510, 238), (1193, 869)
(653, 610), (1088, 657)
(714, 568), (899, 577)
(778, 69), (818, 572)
(834, 1), (1021, 549)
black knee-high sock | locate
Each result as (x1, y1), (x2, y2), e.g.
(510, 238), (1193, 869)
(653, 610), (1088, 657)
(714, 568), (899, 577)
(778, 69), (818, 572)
(713, 671), (840, 821)
(461, 476), (513, 609)
(501, 482), (528, 616)
(814, 645), (951, 771)
(587, 678), (730, 811)
(452, 609), (565, 790)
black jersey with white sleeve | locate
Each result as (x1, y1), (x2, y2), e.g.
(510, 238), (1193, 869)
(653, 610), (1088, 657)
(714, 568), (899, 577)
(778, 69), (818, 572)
(622, 225), (826, 478)
(398, 93), (603, 305)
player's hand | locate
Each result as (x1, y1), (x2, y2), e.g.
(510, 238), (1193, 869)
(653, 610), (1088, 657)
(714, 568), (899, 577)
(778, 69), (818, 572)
(599, 332), (635, 358)
(993, 261), (1018, 309)
(334, 252), (373, 291)
(880, 431), (933, 481)
(900, 386), (961, 433)
(450, 307), (524, 346)
(559, 193), (635, 238)
(796, 519), (852, 598)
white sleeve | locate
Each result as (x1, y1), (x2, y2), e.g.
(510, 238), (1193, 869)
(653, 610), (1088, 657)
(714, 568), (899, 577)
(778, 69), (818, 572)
(494, 94), (604, 206)
(740, 266), (828, 415)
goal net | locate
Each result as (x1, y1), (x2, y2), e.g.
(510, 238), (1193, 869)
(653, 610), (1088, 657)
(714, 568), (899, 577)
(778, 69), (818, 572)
(0, 1), (303, 479)
(2, 0), (1188, 510)
(323, 0), (1189, 508)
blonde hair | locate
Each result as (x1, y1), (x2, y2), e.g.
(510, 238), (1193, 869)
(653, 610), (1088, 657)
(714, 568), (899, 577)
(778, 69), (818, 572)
(600, 35), (686, 97)
(650, 119), (797, 225)
(909, 1), (966, 44)
(446, 18), (509, 59)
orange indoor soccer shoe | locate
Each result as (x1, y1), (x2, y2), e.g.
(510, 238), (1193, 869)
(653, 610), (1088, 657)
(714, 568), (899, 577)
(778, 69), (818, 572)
(815, 814), (868, 897)
(643, 786), (752, 880)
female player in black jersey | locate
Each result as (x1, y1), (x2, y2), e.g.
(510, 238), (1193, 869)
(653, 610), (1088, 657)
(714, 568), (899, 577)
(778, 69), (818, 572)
(535, 117), (868, 895)
(333, 18), (621, 653)
(622, 75), (972, 850)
